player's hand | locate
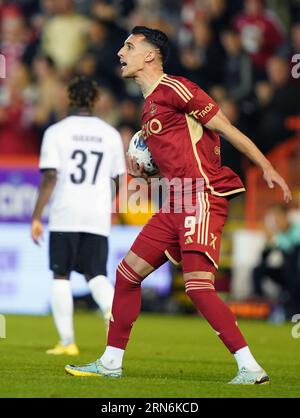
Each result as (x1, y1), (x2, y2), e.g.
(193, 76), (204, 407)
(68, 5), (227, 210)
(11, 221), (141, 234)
(126, 153), (149, 181)
(263, 165), (292, 203)
(31, 219), (44, 245)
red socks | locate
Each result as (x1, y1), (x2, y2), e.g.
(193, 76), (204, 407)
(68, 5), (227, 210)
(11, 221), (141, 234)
(107, 265), (247, 354)
(107, 260), (143, 349)
(185, 279), (247, 353)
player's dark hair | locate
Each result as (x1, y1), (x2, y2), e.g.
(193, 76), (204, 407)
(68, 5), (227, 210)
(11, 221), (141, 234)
(130, 26), (169, 64)
(68, 76), (100, 111)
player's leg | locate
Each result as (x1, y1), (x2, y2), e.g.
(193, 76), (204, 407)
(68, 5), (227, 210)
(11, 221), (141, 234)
(182, 252), (269, 384)
(183, 251), (247, 351)
(85, 273), (114, 331)
(180, 193), (269, 383)
(64, 210), (177, 376)
(100, 241), (168, 370)
(47, 232), (79, 355)
(78, 234), (114, 330)
(65, 239), (169, 377)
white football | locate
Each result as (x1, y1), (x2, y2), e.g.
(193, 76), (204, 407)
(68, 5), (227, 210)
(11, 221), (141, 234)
(128, 130), (159, 175)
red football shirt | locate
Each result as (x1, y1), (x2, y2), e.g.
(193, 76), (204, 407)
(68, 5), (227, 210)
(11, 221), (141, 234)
(141, 74), (245, 199)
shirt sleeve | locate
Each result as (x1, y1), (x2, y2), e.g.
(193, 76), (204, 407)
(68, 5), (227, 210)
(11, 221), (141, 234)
(167, 77), (220, 125)
(111, 132), (126, 178)
(39, 127), (61, 171)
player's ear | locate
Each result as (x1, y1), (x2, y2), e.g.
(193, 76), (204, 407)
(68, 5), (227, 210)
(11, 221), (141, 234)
(145, 50), (156, 63)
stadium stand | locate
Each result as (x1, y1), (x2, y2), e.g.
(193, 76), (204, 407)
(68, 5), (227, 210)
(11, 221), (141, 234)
(1, 0), (300, 315)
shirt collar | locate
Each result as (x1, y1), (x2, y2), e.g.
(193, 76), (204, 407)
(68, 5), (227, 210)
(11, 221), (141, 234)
(143, 73), (166, 99)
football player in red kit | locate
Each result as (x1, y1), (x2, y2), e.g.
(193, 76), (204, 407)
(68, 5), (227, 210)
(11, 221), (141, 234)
(65, 27), (291, 384)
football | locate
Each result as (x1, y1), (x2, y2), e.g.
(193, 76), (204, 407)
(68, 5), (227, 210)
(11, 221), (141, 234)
(128, 130), (159, 175)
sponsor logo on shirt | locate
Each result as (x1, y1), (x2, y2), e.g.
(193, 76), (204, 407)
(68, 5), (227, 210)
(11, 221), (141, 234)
(142, 118), (162, 139)
(189, 103), (215, 120)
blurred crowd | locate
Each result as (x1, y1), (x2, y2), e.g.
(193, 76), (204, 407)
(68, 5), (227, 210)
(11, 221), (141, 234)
(251, 204), (300, 320)
(1, 0), (300, 178)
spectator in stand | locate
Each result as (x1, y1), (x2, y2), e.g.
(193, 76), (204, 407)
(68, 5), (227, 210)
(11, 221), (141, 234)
(0, 61), (39, 154)
(220, 28), (254, 104)
(181, 20), (224, 89)
(254, 56), (300, 152)
(24, 1), (57, 54)
(76, 51), (97, 79)
(278, 23), (300, 85)
(206, 0), (238, 44)
(32, 54), (61, 131)
(180, 45), (205, 87)
(83, 16), (125, 97)
(267, 56), (300, 113)
(252, 204), (300, 320)
(279, 23), (300, 58)
(91, 0), (118, 22)
(42, 0), (88, 73)
(0, 6), (34, 73)
(40, 0), (59, 17)
(0, 0), (297, 159)
(233, 0), (284, 77)
(179, 0), (243, 46)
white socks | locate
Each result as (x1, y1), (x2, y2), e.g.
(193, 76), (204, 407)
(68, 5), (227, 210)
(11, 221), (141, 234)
(100, 346), (124, 370)
(51, 280), (74, 346)
(51, 276), (113, 347)
(88, 275), (114, 317)
(234, 346), (262, 371)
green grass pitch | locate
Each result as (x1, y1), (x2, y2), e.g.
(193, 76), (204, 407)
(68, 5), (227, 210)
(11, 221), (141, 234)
(0, 313), (299, 398)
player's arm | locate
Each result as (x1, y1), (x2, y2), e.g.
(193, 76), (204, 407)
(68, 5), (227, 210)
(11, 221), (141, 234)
(31, 169), (57, 245)
(205, 110), (292, 202)
(170, 78), (291, 202)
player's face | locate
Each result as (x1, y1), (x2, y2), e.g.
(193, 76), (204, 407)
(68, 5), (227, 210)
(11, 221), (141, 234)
(118, 34), (150, 78)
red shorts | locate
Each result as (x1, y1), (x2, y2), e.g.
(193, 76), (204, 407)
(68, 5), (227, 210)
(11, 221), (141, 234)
(131, 192), (229, 271)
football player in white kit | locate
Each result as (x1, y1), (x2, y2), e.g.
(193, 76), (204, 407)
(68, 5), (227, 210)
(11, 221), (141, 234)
(31, 77), (126, 355)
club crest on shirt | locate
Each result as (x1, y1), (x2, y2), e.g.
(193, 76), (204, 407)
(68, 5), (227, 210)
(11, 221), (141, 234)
(150, 102), (157, 115)
(214, 146), (220, 156)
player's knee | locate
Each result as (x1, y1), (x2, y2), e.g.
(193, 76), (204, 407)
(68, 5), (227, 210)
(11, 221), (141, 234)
(116, 259), (143, 287)
(123, 250), (154, 278)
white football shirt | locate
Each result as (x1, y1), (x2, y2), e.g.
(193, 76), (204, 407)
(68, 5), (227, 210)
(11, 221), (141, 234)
(39, 116), (126, 236)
